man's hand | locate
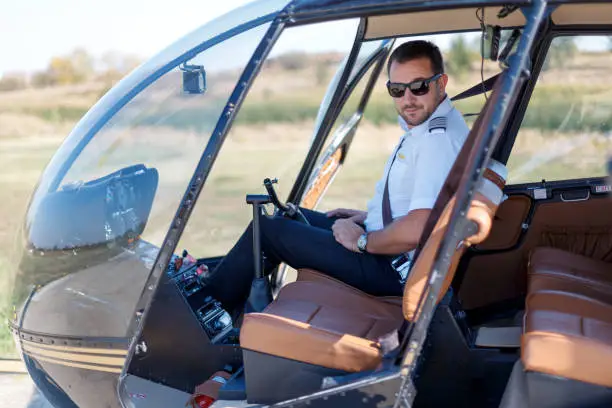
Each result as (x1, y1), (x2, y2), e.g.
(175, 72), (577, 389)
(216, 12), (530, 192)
(332, 219), (365, 253)
(326, 208), (367, 224)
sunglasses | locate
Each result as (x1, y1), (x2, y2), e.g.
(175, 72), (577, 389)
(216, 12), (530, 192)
(386, 73), (442, 98)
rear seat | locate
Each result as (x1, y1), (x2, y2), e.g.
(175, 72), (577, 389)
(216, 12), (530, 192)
(523, 291), (612, 388)
(510, 247), (612, 403)
(239, 160), (506, 380)
(528, 247), (612, 302)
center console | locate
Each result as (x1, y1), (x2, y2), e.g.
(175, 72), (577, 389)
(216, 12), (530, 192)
(127, 250), (242, 394)
(166, 251), (235, 344)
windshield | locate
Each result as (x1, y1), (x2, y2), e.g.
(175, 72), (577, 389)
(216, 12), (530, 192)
(11, 11), (276, 338)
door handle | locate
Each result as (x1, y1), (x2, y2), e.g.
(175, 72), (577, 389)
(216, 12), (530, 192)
(560, 190), (590, 202)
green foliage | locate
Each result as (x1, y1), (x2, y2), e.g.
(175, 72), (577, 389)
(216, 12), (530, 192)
(98, 51), (142, 82)
(523, 85), (612, 133)
(274, 52), (309, 71)
(445, 35), (478, 79)
(235, 99), (321, 125)
(543, 37), (578, 71)
(0, 74), (27, 92)
(23, 48), (142, 89)
(31, 71), (55, 88)
(45, 48), (95, 86)
(19, 106), (89, 123)
(119, 82), (609, 133)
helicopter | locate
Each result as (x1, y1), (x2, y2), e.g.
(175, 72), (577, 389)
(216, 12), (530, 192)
(7, 0), (612, 407)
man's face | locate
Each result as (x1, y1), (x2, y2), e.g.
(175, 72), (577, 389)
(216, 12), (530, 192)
(388, 57), (448, 128)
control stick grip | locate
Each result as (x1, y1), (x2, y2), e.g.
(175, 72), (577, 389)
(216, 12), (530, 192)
(263, 178), (288, 212)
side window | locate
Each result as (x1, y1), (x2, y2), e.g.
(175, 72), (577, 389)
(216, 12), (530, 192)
(177, 20), (359, 257)
(314, 60), (382, 212)
(507, 35), (612, 184)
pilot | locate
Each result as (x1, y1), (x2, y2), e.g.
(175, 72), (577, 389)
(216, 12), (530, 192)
(204, 40), (469, 313)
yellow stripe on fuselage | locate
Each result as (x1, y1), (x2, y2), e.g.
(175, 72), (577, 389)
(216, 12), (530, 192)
(20, 338), (128, 356)
(23, 348), (123, 374)
(22, 343), (126, 367)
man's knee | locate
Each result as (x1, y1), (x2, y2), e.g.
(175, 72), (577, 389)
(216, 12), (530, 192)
(259, 214), (286, 238)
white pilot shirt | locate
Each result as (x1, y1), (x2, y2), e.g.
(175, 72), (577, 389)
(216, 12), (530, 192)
(364, 96), (468, 232)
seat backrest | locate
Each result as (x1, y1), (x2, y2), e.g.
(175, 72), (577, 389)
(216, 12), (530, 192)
(403, 159), (506, 321)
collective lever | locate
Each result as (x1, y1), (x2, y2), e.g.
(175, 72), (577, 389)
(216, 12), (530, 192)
(244, 194), (273, 313)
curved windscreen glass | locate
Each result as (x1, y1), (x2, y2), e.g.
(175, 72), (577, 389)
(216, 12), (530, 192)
(11, 17), (272, 338)
(177, 19), (360, 257)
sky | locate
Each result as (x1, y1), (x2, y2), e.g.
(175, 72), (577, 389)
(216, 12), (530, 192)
(0, 0), (256, 75)
(1, 0), (607, 77)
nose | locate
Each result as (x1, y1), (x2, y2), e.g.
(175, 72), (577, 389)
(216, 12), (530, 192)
(402, 90), (417, 104)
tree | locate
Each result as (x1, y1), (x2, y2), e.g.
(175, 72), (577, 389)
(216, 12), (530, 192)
(445, 35), (477, 79)
(0, 73), (27, 92)
(98, 51), (142, 82)
(38, 48), (95, 86)
(276, 52), (309, 71)
(31, 71), (54, 88)
(48, 56), (79, 85)
(543, 37), (578, 70)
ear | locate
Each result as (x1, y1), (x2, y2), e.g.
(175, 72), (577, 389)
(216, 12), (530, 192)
(439, 73), (449, 91)
(437, 73), (449, 99)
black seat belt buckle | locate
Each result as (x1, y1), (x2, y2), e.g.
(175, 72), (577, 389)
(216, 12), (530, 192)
(391, 253), (412, 283)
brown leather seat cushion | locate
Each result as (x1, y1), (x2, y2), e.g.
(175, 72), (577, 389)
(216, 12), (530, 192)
(526, 290), (612, 322)
(296, 268), (403, 307)
(528, 247), (612, 301)
(523, 290), (612, 388)
(529, 247), (612, 287)
(240, 279), (404, 372)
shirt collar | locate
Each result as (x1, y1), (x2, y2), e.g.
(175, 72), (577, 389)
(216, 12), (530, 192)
(398, 95), (453, 135)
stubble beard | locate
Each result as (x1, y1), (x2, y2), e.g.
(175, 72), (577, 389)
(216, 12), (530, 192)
(398, 85), (442, 128)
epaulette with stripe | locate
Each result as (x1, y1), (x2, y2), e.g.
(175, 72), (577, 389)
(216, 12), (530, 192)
(428, 117), (447, 134)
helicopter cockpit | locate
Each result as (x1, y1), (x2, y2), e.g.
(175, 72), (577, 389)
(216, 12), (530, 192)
(9, 0), (612, 407)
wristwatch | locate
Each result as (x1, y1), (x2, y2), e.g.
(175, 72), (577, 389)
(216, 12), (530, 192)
(357, 233), (368, 253)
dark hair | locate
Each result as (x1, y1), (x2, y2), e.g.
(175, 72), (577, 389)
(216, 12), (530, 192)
(387, 40), (444, 76)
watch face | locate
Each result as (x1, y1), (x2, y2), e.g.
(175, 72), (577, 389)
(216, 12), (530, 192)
(358, 234), (367, 251)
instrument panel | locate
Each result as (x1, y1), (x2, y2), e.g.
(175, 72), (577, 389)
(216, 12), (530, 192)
(167, 252), (233, 342)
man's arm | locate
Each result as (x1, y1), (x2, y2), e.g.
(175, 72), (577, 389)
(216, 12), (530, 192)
(365, 131), (461, 254)
(331, 209), (429, 254)
(326, 208), (367, 224)
(333, 129), (462, 254)
(364, 209), (429, 254)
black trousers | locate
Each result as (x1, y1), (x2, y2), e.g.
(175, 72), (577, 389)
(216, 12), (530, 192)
(206, 208), (403, 311)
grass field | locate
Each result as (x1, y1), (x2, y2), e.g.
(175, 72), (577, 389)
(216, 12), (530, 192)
(1, 49), (611, 357)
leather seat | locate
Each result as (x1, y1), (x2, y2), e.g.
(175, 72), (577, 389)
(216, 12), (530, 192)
(520, 247), (612, 391)
(523, 290), (612, 388)
(528, 247), (612, 302)
(240, 275), (404, 372)
(239, 160), (506, 372)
